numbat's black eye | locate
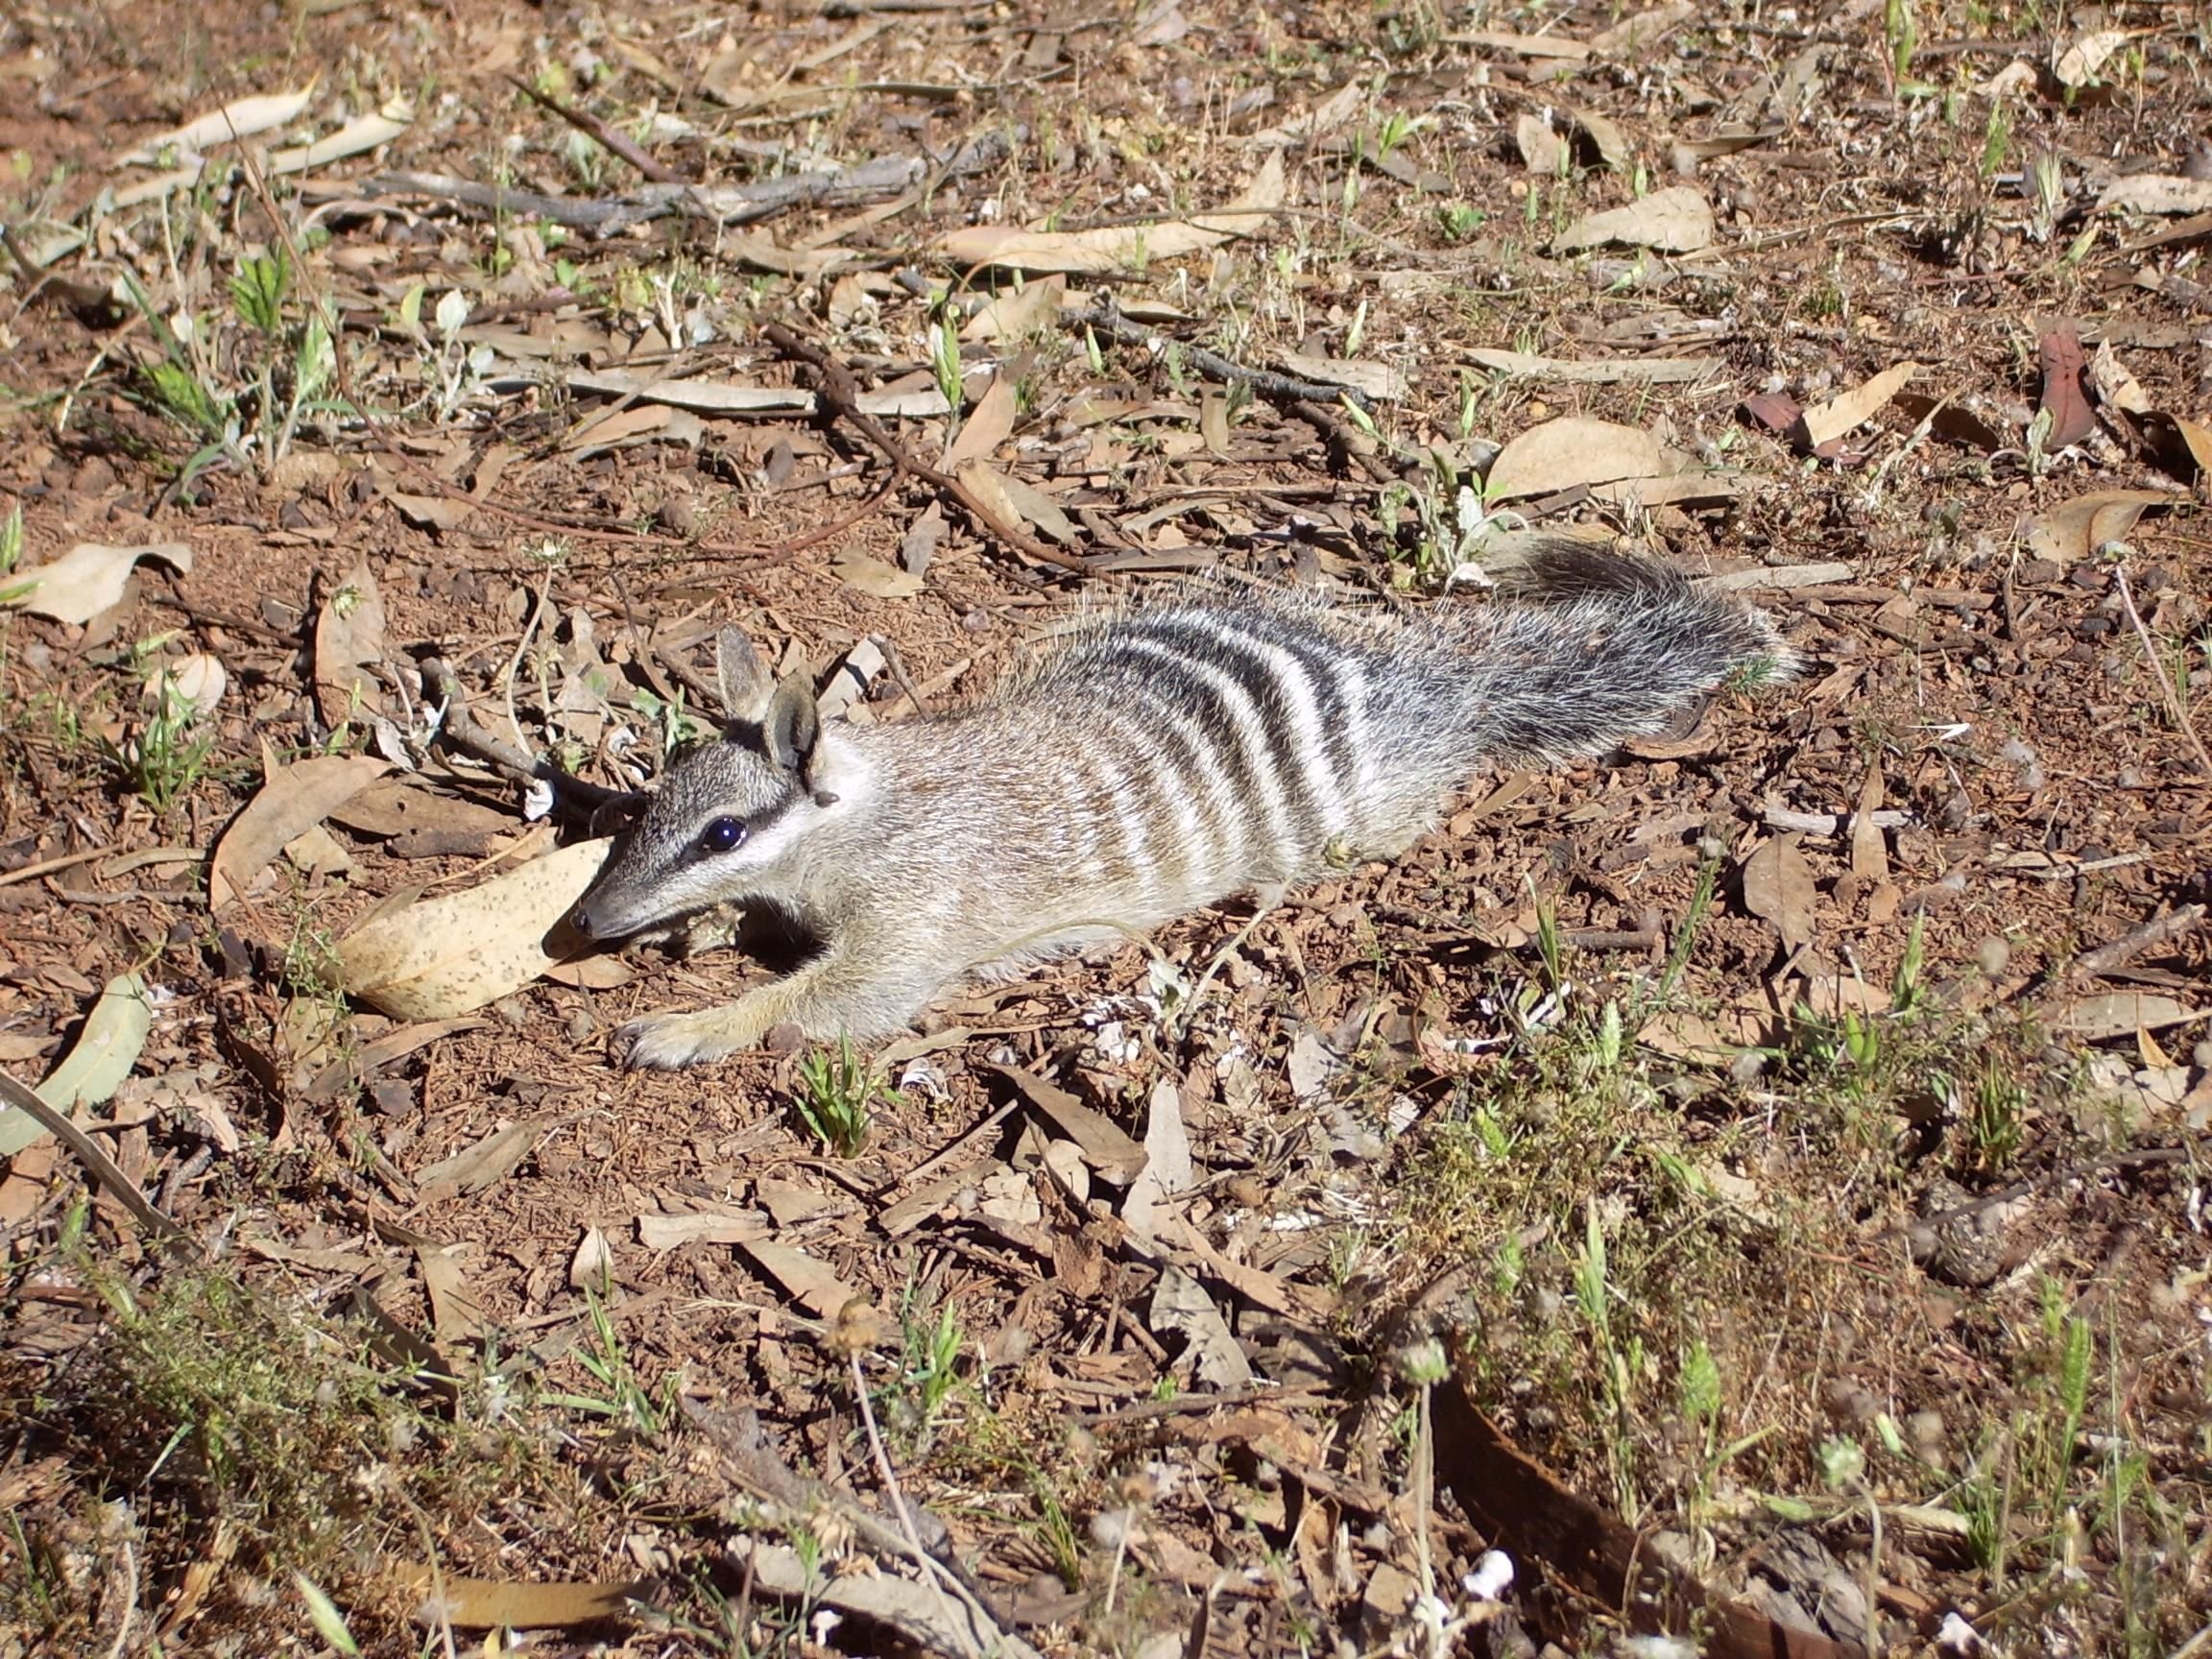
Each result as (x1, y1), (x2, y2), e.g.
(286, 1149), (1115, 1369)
(699, 816), (748, 854)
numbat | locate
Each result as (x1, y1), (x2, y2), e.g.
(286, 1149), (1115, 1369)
(570, 542), (1794, 1070)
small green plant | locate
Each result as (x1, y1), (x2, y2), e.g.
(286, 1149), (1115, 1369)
(884, 1297), (965, 1450)
(1437, 202), (1485, 241)
(544, 1289), (673, 1435)
(794, 1037), (886, 1157)
(1964, 1056), (2026, 1171)
(929, 316), (966, 410)
(1884, 0), (1917, 78)
(1575, 1201), (1643, 1522)
(2029, 149), (2064, 244)
(0, 501), (27, 607)
(105, 663), (220, 813)
(1981, 100), (2013, 180)
(631, 686), (709, 759)
(1655, 849), (1722, 999)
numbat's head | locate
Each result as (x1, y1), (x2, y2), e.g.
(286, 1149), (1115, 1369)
(569, 631), (848, 943)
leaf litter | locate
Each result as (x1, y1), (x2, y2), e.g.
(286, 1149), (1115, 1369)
(1, 1), (2210, 1655)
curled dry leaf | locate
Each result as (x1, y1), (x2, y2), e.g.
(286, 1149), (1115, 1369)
(146, 653), (227, 718)
(1484, 417), (1666, 499)
(0, 973), (153, 1158)
(332, 836), (611, 1020)
(210, 754), (394, 909)
(2053, 27), (2130, 88)
(5, 541), (193, 625)
(1149, 1262), (1255, 1386)
(313, 560), (388, 729)
(2096, 175), (2212, 215)
(2023, 489), (2176, 562)
(1740, 834), (1815, 951)
(1554, 184), (1713, 252)
(1516, 112), (1567, 175)
(2047, 991), (2206, 1040)
(114, 85), (316, 165)
(1799, 362), (1919, 449)
(937, 151), (1284, 273)
(2035, 328), (2095, 449)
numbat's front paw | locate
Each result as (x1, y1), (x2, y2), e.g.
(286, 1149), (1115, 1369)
(617, 1007), (762, 1070)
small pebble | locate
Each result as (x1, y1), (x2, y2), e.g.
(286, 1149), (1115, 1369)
(1975, 935), (2010, 977)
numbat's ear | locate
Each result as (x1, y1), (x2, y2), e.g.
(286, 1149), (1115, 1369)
(762, 675), (822, 781)
(716, 628), (775, 726)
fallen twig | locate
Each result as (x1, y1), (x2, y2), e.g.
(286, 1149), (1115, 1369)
(0, 1072), (204, 1258)
(418, 658), (632, 819)
(2077, 903), (2207, 977)
(506, 75), (683, 183)
(361, 132), (1015, 237)
(2115, 563), (2212, 778)
(762, 321), (1095, 577)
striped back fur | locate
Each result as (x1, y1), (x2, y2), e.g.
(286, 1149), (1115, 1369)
(571, 542), (1791, 1054)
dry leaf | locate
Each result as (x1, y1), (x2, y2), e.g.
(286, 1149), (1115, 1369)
(1800, 362), (1919, 449)
(415, 1120), (546, 1193)
(937, 151), (1284, 273)
(417, 1242), (487, 1345)
(313, 560), (387, 729)
(268, 100), (411, 174)
(995, 475), (1078, 544)
(115, 86), (316, 164)
(1274, 352), (1405, 401)
(1121, 1078), (1194, 1242)
(569, 1227), (613, 1292)
(2096, 175), (2212, 215)
(378, 484), (471, 533)
(0, 974), (152, 1158)
(1851, 767), (1889, 884)
(1590, 1), (1695, 51)
(2036, 328), (2095, 449)
(1555, 185), (1713, 252)
(2047, 991), (2205, 1039)
(2023, 489), (2175, 562)
(147, 653), (227, 718)
(986, 1063), (1147, 1184)
(830, 548), (925, 598)
(1516, 113), (1567, 175)
(5, 541), (193, 625)
(1149, 1263), (1254, 1386)
(1571, 108), (1630, 170)
(735, 1237), (866, 1321)
(2087, 340), (2152, 416)
(962, 275), (1065, 342)
(1484, 417), (1666, 499)
(400, 1571), (653, 1632)
(900, 501), (949, 576)
(2053, 27), (2130, 87)
(333, 837), (610, 1020)
(211, 754), (393, 908)
(942, 373), (1020, 470)
(1740, 835), (1815, 951)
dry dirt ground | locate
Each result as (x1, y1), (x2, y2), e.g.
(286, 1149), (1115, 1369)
(2, 0), (2211, 1655)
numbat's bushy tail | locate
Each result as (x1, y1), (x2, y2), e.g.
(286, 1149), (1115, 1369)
(572, 542), (1795, 1068)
